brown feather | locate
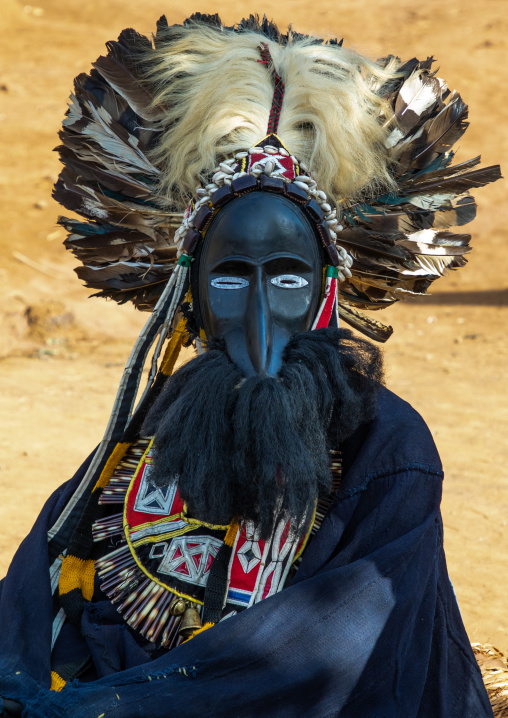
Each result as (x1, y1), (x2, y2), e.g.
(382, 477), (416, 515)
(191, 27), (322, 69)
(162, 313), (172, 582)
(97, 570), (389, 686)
(411, 93), (469, 168)
(405, 165), (502, 197)
(92, 45), (165, 123)
(336, 302), (393, 342)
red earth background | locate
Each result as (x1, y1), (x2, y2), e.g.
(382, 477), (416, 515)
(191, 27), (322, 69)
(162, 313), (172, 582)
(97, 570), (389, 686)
(0, 0), (507, 652)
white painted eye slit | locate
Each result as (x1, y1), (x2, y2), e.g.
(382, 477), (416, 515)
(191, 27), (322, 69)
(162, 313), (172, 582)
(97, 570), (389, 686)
(211, 277), (249, 290)
(270, 275), (309, 289)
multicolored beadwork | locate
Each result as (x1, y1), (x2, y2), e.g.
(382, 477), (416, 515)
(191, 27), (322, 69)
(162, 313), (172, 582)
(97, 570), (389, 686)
(93, 436), (343, 649)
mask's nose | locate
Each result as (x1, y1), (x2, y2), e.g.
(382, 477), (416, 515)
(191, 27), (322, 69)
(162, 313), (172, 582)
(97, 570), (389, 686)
(244, 266), (271, 375)
(222, 267), (290, 378)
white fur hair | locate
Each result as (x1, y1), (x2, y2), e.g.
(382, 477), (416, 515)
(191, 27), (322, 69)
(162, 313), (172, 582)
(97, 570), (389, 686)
(143, 20), (402, 208)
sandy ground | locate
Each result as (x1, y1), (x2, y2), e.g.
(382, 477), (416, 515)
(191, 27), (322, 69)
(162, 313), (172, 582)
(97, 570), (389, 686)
(0, 0), (506, 654)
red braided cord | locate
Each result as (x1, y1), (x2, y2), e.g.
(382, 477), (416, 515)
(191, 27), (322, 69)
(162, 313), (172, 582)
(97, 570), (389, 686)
(258, 43), (285, 135)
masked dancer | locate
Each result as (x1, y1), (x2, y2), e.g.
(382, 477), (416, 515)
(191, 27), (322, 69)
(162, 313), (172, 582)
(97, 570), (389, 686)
(0, 14), (502, 718)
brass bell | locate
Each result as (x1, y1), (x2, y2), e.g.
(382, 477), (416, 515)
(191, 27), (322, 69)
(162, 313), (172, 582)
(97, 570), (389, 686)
(169, 597), (187, 617)
(178, 603), (203, 639)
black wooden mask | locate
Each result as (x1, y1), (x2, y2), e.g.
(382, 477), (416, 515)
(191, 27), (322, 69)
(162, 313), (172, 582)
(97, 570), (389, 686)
(197, 192), (324, 377)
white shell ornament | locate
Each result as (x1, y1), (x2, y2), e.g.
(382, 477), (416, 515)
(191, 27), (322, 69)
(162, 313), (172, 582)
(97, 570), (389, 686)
(211, 277), (250, 289)
(270, 275), (309, 289)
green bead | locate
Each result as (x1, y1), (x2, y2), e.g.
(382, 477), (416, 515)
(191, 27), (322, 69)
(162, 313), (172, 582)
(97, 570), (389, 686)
(326, 265), (339, 278)
(178, 254), (194, 267)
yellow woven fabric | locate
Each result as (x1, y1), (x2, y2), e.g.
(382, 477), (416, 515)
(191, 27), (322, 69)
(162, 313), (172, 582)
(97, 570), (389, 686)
(183, 621), (215, 643)
(161, 317), (188, 376)
(59, 555), (95, 601)
(50, 671), (66, 692)
(224, 520), (240, 548)
(93, 442), (131, 492)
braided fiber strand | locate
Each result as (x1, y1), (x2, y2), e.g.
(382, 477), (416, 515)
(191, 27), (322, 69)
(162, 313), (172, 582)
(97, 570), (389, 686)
(53, 264), (190, 652)
(258, 43), (286, 135)
(47, 263), (189, 551)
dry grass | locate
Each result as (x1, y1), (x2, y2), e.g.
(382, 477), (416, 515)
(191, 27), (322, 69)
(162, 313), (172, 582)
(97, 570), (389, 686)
(474, 644), (508, 717)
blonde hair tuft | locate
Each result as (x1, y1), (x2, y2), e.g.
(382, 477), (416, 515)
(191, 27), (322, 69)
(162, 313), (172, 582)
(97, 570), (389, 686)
(143, 21), (402, 208)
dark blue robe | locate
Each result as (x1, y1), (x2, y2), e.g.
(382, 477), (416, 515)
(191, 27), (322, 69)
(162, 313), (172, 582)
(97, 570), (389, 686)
(0, 388), (493, 717)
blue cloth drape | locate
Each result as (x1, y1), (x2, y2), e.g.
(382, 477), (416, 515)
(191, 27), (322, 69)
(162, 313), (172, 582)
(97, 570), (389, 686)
(0, 388), (493, 717)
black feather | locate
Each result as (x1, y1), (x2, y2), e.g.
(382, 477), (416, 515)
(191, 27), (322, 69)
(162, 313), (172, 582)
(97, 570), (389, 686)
(405, 165), (502, 196)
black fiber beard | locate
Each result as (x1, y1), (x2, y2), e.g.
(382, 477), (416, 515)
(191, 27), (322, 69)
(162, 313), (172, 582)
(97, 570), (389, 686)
(143, 328), (383, 538)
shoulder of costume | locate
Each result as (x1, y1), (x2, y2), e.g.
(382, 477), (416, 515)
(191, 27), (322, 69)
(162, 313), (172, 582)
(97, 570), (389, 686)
(339, 386), (443, 497)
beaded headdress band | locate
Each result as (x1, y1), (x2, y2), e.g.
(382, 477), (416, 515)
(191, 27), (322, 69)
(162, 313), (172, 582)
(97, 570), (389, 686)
(175, 134), (351, 277)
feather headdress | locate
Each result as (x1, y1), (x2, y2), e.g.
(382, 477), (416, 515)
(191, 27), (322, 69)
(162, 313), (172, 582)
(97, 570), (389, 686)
(54, 13), (501, 339)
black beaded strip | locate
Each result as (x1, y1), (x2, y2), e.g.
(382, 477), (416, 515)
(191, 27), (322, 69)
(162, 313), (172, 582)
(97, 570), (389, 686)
(201, 541), (234, 626)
